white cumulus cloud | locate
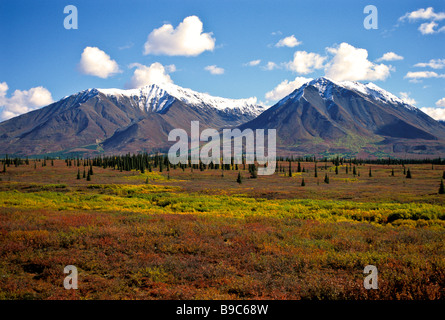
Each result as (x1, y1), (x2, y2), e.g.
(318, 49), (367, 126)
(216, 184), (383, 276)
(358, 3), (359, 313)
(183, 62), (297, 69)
(418, 21), (445, 34)
(275, 35), (302, 48)
(399, 92), (417, 105)
(78, 46), (121, 78)
(244, 59), (261, 67)
(399, 7), (445, 22)
(143, 16), (215, 56)
(286, 51), (326, 74)
(126, 62), (174, 89)
(0, 82), (53, 121)
(436, 98), (445, 107)
(399, 7), (445, 35)
(376, 52), (404, 62)
(417, 94), (445, 121)
(414, 59), (445, 69)
(404, 71), (445, 79)
(419, 107), (445, 121)
(265, 76), (312, 102)
(262, 61), (280, 71)
(204, 65), (224, 75)
(324, 42), (391, 81)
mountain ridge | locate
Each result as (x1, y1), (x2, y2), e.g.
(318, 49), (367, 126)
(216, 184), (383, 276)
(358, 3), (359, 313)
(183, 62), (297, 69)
(0, 83), (264, 156)
(1, 77), (444, 158)
(240, 77), (445, 158)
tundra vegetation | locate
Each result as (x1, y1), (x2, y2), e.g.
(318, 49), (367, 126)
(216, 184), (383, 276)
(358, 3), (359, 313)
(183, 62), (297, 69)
(0, 154), (444, 299)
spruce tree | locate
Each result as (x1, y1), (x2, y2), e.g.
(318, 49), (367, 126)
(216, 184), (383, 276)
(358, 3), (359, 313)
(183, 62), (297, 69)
(301, 178), (305, 186)
(335, 166), (339, 175)
(369, 167), (372, 177)
(324, 174), (329, 184)
(439, 179), (445, 194)
(406, 168), (412, 179)
(353, 166), (357, 176)
(249, 164), (258, 179)
(237, 171), (242, 184)
(289, 162), (292, 177)
(391, 168), (395, 176)
(77, 169), (80, 180)
(86, 171), (91, 181)
(314, 165), (318, 178)
(442, 171), (445, 179)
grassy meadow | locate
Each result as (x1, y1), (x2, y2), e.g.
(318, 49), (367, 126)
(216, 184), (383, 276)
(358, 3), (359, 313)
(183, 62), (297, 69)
(0, 159), (444, 299)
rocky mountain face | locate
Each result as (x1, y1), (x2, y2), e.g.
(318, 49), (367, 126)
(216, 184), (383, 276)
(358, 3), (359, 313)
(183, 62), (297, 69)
(1, 77), (444, 158)
(0, 84), (264, 156)
(239, 77), (445, 158)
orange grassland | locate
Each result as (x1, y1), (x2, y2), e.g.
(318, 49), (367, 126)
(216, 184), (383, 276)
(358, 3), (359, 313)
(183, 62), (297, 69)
(0, 160), (444, 299)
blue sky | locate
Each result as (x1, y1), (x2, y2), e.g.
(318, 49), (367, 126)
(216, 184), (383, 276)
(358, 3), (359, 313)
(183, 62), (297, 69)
(0, 0), (444, 121)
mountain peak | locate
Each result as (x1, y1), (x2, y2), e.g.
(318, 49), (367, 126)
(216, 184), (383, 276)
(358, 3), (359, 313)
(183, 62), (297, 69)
(277, 77), (417, 111)
(95, 82), (264, 116)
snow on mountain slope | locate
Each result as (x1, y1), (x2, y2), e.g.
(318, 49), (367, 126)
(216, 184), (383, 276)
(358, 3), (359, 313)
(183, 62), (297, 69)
(276, 77), (418, 111)
(96, 83), (265, 116)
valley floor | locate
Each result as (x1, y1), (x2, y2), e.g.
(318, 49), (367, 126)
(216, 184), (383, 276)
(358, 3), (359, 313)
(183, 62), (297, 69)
(0, 161), (444, 299)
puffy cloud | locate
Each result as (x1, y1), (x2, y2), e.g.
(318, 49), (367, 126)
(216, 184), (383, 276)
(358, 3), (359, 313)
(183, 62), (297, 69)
(78, 46), (121, 78)
(143, 16), (215, 56)
(126, 62), (174, 89)
(265, 76), (312, 102)
(163, 64), (176, 73)
(399, 8), (445, 35)
(244, 59), (261, 67)
(0, 82), (53, 121)
(275, 35), (302, 48)
(0, 82), (8, 98)
(419, 107), (445, 121)
(286, 51), (326, 74)
(418, 21), (445, 34)
(376, 52), (404, 62)
(204, 65), (224, 75)
(414, 59), (445, 69)
(399, 92), (416, 105)
(324, 42), (391, 81)
(399, 7), (445, 22)
(262, 61), (280, 71)
(417, 94), (445, 121)
(436, 98), (445, 107)
(404, 71), (445, 79)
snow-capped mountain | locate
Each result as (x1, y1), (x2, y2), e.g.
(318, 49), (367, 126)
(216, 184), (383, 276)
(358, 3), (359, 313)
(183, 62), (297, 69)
(86, 82), (264, 117)
(241, 77), (445, 157)
(0, 83), (264, 156)
(1, 77), (445, 157)
(277, 77), (417, 111)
